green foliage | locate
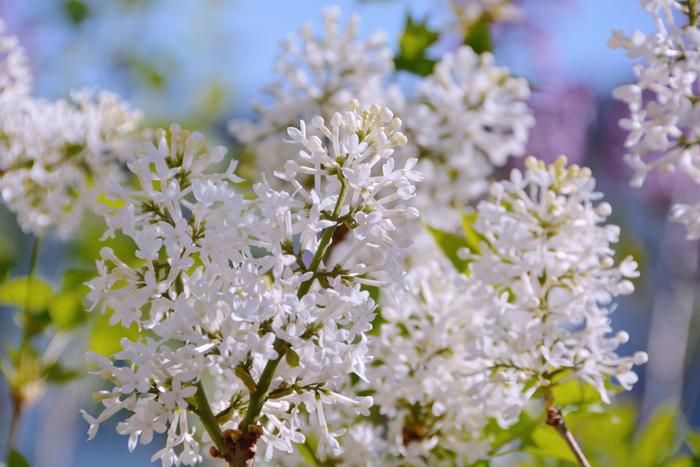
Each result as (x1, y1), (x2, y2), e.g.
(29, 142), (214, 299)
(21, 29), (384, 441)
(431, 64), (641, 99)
(42, 361), (82, 383)
(394, 15), (439, 76)
(88, 310), (138, 355)
(362, 284), (386, 336)
(486, 412), (541, 455)
(525, 426), (577, 463)
(517, 402), (697, 467)
(48, 290), (86, 330)
(426, 213), (485, 272)
(125, 56), (166, 90)
(460, 211), (485, 255)
(6, 449), (30, 467)
(463, 15), (493, 54)
(63, 0), (90, 26)
(633, 404), (682, 466)
(425, 224), (470, 271)
(0, 276), (54, 313)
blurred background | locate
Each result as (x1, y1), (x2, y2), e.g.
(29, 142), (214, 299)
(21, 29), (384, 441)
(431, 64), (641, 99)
(0, 0), (696, 466)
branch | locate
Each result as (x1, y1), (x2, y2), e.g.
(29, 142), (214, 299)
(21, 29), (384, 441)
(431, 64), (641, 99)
(544, 391), (591, 467)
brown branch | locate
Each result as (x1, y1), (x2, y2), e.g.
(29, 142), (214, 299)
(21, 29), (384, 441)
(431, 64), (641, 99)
(544, 391), (591, 467)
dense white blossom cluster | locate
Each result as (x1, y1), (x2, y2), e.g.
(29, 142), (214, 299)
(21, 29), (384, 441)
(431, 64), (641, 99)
(611, 0), (700, 238)
(229, 7), (395, 180)
(409, 46), (534, 228)
(361, 259), (495, 465)
(467, 156), (647, 407)
(0, 22), (141, 239)
(279, 157), (648, 466)
(231, 9), (533, 229)
(82, 101), (420, 466)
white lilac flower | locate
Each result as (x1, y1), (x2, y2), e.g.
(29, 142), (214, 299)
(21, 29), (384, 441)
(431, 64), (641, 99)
(449, 0), (521, 29)
(0, 21), (31, 98)
(466, 156), (647, 413)
(0, 25), (142, 239)
(229, 7), (395, 180)
(363, 258), (495, 466)
(82, 101), (420, 466)
(611, 0), (700, 238)
(406, 46), (534, 229)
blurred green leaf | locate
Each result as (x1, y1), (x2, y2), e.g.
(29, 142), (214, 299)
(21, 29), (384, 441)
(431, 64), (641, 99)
(0, 276), (54, 313)
(685, 430), (700, 454)
(88, 310), (138, 355)
(7, 449), (30, 467)
(665, 458), (694, 467)
(63, 0), (89, 25)
(463, 15), (492, 54)
(460, 212), (485, 255)
(125, 56), (166, 90)
(48, 291), (86, 330)
(394, 14), (439, 76)
(550, 378), (602, 408)
(633, 403), (680, 466)
(42, 361), (82, 383)
(487, 412), (540, 453)
(425, 224), (469, 271)
(525, 426), (578, 463)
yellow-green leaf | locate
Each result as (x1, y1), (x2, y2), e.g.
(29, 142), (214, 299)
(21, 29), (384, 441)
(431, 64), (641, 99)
(425, 224), (469, 271)
(0, 276), (54, 313)
(526, 425), (579, 463)
(48, 291), (86, 330)
(88, 311), (139, 356)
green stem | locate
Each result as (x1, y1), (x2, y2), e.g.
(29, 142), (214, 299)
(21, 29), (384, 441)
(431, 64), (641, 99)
(19, 237), (41, 350)
(238, 181), (350, 438)
(5, 237), (42, 462)
(192, 382), (233, 465)
(240, 343), (286, 431)
(296, 180), (348, 298)
(689, 0), (698, 27)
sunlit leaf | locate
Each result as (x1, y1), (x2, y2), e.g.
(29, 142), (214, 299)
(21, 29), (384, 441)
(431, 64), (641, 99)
(0, 276), (54, 313)
(63, 0), (89, 26)
(48, 291), (86, 330)
(42, 361), (83, 383)
(463, 15), (492, 54)
(7, 449), (30, 467)
(88, 311), (139, 356)
(461, 211), (485, 255)
(525, 425), (579, 463)
(394, 14), (439, 76)
(633, 403), (680, 466)
(425, 224), (469, 271)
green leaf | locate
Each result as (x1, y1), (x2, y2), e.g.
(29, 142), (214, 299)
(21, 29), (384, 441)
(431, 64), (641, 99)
(394, 14), (439, 76)
(463, 15), (493, 54)
(125, 56), (166, 90)
(425, 224), (469, 271)
(685, 430), (700, 454)
(48, 291), (86, 330)
(0, 276), (54, 313)
(461, 212), (485, 255)
(7, 449), (30, 467)
(88, 311), (139, 356)
(487, 412), (541, 452)
(665, 457), (694, 467)
(63, 0), (89, 25)
(633, 403), (679, 466)
(526, 425), (579, 463)
(42, 361), (82, 383)
(550, 378), (602, 407)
